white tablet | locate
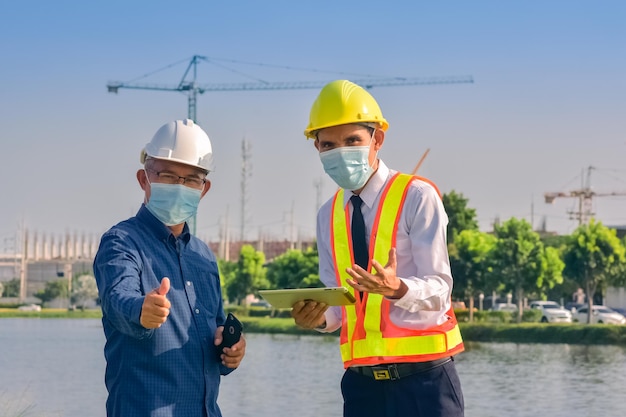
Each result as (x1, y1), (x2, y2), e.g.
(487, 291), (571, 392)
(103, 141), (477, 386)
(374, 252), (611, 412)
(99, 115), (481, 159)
(258, 287), (357, 309)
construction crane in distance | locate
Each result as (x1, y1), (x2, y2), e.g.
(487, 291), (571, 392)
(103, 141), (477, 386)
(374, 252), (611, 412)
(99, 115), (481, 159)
(107, 55), (472, 236)
(106, 55), (474, 123)
(544, 166), (626, 226)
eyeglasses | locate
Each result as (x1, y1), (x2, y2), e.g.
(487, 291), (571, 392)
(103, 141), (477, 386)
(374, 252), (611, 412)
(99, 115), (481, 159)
(146, 168), (206, 189)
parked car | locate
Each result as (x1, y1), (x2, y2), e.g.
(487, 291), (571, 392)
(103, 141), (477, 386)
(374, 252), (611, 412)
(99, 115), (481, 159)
(250, 300), (271, 308)
(452, 301), (467, 310)
(564, 302), (585, 314)
(573, 305), (626, 325)
(17, 304), (42, 312)
(610, 307), (626, 316)
(491, 303), (518, 313)
(529, 300), (572, 323)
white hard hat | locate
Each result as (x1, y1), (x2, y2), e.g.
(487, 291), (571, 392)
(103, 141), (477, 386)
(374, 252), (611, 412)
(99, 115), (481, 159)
(140, 119), (214, 172)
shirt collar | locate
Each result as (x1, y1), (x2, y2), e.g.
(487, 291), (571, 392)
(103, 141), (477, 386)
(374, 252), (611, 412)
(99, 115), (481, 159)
(343, 159), (389, 209)
(137, 204), (192, 244)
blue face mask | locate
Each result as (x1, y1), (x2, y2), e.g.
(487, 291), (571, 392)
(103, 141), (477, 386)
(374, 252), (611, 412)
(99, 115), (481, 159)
(319, 145), (374, 191)
(146, 182), (202, 226)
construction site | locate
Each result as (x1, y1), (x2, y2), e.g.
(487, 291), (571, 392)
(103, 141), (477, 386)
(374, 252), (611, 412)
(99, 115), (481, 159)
(3, 56), (626, 303)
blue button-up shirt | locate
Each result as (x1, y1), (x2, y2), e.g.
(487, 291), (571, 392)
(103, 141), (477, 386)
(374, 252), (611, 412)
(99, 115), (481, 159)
(94, 205), (232, 417)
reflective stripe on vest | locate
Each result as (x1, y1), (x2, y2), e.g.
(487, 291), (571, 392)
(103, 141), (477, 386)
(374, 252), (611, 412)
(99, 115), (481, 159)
(331, 172), (464, 367)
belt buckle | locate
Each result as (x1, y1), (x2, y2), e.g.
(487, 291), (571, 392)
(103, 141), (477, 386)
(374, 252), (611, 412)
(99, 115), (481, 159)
(372, 364), (399, 381)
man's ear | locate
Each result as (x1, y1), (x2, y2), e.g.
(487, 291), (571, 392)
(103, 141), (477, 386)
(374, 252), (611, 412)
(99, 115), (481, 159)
(137, 169), (151, 204)
(137, 169), (148, 190)
(200, 180), (212, 198)
(373, 129), (385, 151)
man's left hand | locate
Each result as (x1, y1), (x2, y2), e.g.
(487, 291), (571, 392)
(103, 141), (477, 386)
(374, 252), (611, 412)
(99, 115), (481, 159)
(346, 248), (407, 299)
(215, 328), (246, 368)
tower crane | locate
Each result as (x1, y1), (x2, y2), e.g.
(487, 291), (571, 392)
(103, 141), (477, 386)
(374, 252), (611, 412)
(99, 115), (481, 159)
(106, 55), (474, 123)
(544, 166), (626, 226)
(107, 55), (472, 236)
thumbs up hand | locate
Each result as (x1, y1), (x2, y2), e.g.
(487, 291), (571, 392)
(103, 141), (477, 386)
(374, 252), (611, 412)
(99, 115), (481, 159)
(140, 277), (172, 329)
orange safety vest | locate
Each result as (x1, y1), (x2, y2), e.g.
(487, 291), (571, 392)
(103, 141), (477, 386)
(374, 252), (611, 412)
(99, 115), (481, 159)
(330, 172), (464, 368)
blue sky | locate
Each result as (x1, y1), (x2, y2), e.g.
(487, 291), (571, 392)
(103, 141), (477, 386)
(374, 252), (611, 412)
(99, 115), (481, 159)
(1, 0), (625, 250)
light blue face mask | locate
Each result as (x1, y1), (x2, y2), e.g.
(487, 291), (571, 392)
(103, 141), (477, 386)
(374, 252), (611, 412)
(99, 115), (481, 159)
(319, 129), (377, 191)
(146, 182), (202, 226)
(319, 128), (376, 191)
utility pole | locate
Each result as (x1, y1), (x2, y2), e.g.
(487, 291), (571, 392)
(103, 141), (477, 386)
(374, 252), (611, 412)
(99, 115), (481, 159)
(64, 262), (73, 309)
(530, 194), (534, 230)
(313, 177), (323, 213)
(257, 228), (264, 254)
(290, 201), (296, 250)
(240, 138), (252, 241)
(18, 223), (27, 302)
(219, 208), (231, 261)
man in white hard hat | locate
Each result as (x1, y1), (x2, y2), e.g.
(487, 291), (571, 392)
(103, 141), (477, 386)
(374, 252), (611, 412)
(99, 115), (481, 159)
(94, 119), (246, 417)
(290, 80), (465, 417)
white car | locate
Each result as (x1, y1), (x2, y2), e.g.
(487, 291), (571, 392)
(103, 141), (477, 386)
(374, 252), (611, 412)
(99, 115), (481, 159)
(573, 305), (626, 325)
(529, 300), (572, 323)
(17, 303), (42, 312)
(491, 303), (518, 313)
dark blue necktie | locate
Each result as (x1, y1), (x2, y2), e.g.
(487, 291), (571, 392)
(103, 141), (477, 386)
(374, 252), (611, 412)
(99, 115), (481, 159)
(350, 195), (369, 270)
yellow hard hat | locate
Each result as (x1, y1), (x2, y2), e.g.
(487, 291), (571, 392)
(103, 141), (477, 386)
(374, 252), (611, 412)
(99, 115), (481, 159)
(304, 79), (389, 139)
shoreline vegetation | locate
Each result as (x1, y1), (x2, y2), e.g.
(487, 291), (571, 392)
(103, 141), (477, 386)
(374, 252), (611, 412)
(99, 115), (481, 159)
(2, 308), (626, 346)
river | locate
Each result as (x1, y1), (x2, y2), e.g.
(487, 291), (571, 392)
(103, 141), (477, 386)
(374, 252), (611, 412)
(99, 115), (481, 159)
(0, 319), (624, 417)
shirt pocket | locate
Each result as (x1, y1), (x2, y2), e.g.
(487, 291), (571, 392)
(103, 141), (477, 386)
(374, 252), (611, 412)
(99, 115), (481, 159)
(183, 257), (222, 321)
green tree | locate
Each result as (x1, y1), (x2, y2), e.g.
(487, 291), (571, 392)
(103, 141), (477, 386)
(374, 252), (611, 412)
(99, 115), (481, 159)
(612, 235), (626, 289)
(490, 218), (544, 323)
(449, 229), (496, 321)
(266, 248), (320, 290)
(34, 279), (68, 306)
(2, 278), (20, 297)
(226, 245), (267, 305)
(218, 258), (237, 299)
(537, 246), (565, 298)
(442, 190), (478, 243)
(541, 234), (570, 249)
(71, 274), (99, 309)
(562, 219), (625, 323)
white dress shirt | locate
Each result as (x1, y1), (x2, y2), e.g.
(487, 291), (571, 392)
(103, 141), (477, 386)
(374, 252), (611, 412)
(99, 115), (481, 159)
(316, 160), (453, 333)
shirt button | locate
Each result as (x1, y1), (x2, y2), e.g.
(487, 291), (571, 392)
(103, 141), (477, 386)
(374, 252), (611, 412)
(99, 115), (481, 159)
(186, 281), (192, 286)
(195, 309), (200, 314)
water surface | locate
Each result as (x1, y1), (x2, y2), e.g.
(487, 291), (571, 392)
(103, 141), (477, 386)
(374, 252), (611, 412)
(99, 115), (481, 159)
(1, 319), (625, 417)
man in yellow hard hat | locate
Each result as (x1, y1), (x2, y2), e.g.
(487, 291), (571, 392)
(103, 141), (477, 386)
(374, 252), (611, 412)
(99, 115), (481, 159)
(291, 80), (465, 417)
(94, 119), (246, 417)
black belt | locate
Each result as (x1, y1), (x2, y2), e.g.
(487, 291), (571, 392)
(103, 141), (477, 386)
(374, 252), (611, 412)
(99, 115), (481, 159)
(348, 357), (452, 381)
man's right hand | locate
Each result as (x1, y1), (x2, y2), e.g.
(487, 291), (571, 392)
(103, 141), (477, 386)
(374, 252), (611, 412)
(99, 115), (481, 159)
(291, 300), (328, 329)
(140, 277), (171, 329)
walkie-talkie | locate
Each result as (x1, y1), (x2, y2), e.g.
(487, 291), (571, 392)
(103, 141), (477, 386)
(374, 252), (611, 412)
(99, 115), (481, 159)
(216, 313), (243, 360)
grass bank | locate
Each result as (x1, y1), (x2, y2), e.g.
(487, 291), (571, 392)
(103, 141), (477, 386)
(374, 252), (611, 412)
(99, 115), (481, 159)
(0, 308), (101, 319)
(238, 316), (626, 346)
(3, 309), (626, 346)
